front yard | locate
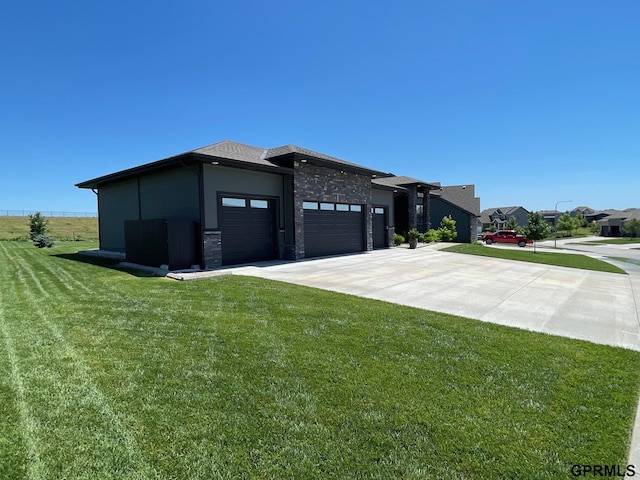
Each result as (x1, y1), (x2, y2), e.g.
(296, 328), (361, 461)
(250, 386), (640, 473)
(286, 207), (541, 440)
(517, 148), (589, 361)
(1, 241), (639, 479)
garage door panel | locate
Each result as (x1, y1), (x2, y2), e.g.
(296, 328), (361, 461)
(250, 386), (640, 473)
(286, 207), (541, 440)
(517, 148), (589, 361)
(304, 206), (364, 258)
(220, 196), (277, 265)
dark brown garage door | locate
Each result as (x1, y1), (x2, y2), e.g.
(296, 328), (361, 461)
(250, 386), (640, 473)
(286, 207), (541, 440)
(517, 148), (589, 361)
(220, 196), (277, 265)
(372, 206), (388, 249)
(303, 202), (364, 258)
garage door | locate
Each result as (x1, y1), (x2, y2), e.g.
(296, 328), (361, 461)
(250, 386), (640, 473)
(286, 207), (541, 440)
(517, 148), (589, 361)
(303, 202), (364, 258)
(372, 206), (388, 249)
(220, 196), (277, 265)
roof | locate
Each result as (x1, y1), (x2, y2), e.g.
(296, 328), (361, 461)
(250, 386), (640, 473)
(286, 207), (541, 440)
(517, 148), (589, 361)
(480, 206), (529, 224)
(77, 140), (390, 189)
(598, 208), (640, 221)
(431, 185), (480, 216)
(372, 176), (440, 189)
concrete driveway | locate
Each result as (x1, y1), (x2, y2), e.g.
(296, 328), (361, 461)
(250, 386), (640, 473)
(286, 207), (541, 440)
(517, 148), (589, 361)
(229, 243), (640, 352)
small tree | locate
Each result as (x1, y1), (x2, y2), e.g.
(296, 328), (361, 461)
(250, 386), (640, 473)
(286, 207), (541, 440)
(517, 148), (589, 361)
(28, 212), (48, 240)
(623, 218), (640, 238)
(589, 220), (599, 235)
(28, 212), (55, 248)
(523, 211), (551, 253)
(437, 215), (457, 242)
(557, 212), (574, 237)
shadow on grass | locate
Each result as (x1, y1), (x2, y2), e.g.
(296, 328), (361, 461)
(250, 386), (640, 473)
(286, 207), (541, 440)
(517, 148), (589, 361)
(52, 252), (159, 278)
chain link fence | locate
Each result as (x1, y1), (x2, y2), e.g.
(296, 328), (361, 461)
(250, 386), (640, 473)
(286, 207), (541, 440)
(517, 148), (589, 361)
(0, 210), (97, 217)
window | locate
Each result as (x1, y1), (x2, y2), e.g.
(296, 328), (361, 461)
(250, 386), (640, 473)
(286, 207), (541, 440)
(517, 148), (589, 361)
(374, 207), (384, 214)
(222, 197), (246, 207)
(303, 202), (318, 210)
(336, 204), (349, 211)
(250, 199), (268, 209)
(350, 205), (362, 212)
(320, 203), (335, 210)
(416, 204), (424, 215)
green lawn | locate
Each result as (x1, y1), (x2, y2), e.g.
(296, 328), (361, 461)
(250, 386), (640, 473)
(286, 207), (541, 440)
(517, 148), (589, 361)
(1, 241), (639, 479)
(443, 243), (627, 274)
(0, 215), (98, 241)
(582, 238), (640, 245)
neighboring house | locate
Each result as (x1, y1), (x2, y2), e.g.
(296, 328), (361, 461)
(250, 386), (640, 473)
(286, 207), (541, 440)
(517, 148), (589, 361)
(597, 208), (640, 237)
(480, 206), (529, 231)
(572, 206), (595, 217)
(371, 178), (480, 243)
(77, 140), (397, 269)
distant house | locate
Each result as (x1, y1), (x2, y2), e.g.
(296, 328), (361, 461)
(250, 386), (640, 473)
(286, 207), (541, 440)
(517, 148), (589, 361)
(480, 206), (529, 231)
(572, 206), (595, 217)
(597, 208), (640, 237)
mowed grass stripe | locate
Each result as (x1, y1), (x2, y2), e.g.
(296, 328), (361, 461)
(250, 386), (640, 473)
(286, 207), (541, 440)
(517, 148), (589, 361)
(0, 287), (38, 480)
(0, 242), (156, 479)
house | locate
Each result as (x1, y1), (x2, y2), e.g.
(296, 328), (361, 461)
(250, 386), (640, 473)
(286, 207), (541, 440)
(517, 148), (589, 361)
(597, 208), (640, 237)
(371, 177), (480, 243)
(480, 206), (529, 231)
(76, 140), (400, 269)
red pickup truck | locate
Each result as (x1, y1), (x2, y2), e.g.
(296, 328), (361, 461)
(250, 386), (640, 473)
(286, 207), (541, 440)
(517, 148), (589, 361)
(481, 230), (532, 247)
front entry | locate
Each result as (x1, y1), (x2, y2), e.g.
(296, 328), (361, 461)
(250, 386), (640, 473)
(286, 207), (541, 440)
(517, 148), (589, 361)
(372, 206), (388, 249)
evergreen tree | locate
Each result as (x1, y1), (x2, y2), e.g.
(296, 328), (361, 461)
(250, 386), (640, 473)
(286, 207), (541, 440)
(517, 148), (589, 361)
(28, 212), (48, 240)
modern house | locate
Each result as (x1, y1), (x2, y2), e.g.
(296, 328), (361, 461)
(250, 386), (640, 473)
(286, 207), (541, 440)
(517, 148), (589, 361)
(77, 140), (481, 270)
(479, 206), (529, 231)
(76, 140), (402, 269)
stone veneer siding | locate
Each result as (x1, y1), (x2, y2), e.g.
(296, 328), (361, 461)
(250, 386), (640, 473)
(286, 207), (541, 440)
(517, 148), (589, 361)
(293, 162), (373, 259)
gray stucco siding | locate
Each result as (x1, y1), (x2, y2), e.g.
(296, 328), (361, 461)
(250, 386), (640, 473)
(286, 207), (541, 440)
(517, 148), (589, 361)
(203, 165), (284, 229)
(430, 198), (474, 243)
(139, 168), (200, 222)
(98, 179), (140, 252)
(372, 188), (395, 226)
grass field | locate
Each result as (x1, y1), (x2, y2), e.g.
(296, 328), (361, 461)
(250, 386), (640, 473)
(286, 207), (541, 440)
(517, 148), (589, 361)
(0, 215), (98, 241)
(1, 241), (640, 479)
(443, 243), (627, 274)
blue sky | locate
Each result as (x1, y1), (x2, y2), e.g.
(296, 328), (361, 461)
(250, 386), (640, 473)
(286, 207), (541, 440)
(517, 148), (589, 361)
(1, 0), (638, 214)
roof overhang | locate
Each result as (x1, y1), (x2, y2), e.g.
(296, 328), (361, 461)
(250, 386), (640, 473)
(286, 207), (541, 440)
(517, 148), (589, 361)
(76, 152), (294, 189)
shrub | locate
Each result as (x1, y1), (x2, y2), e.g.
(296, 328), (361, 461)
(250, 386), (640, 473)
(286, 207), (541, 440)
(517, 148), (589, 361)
(32, 234), (55, 248)
(422, 229), (440, 243)
(393, 233), (405, 246)
(437, 215), (457, 242)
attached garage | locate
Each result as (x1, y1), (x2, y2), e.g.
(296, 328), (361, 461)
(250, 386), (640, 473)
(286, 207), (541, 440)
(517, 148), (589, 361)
(303, 201), (364, 258)
(219, 195), (278, 265)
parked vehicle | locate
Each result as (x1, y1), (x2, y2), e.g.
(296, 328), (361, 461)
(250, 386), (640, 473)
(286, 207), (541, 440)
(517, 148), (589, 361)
(481, 230), (532, 247)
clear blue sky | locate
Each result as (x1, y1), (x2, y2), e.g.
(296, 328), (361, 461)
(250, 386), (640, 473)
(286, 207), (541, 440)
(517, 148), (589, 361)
(1, 0), (638, 214)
